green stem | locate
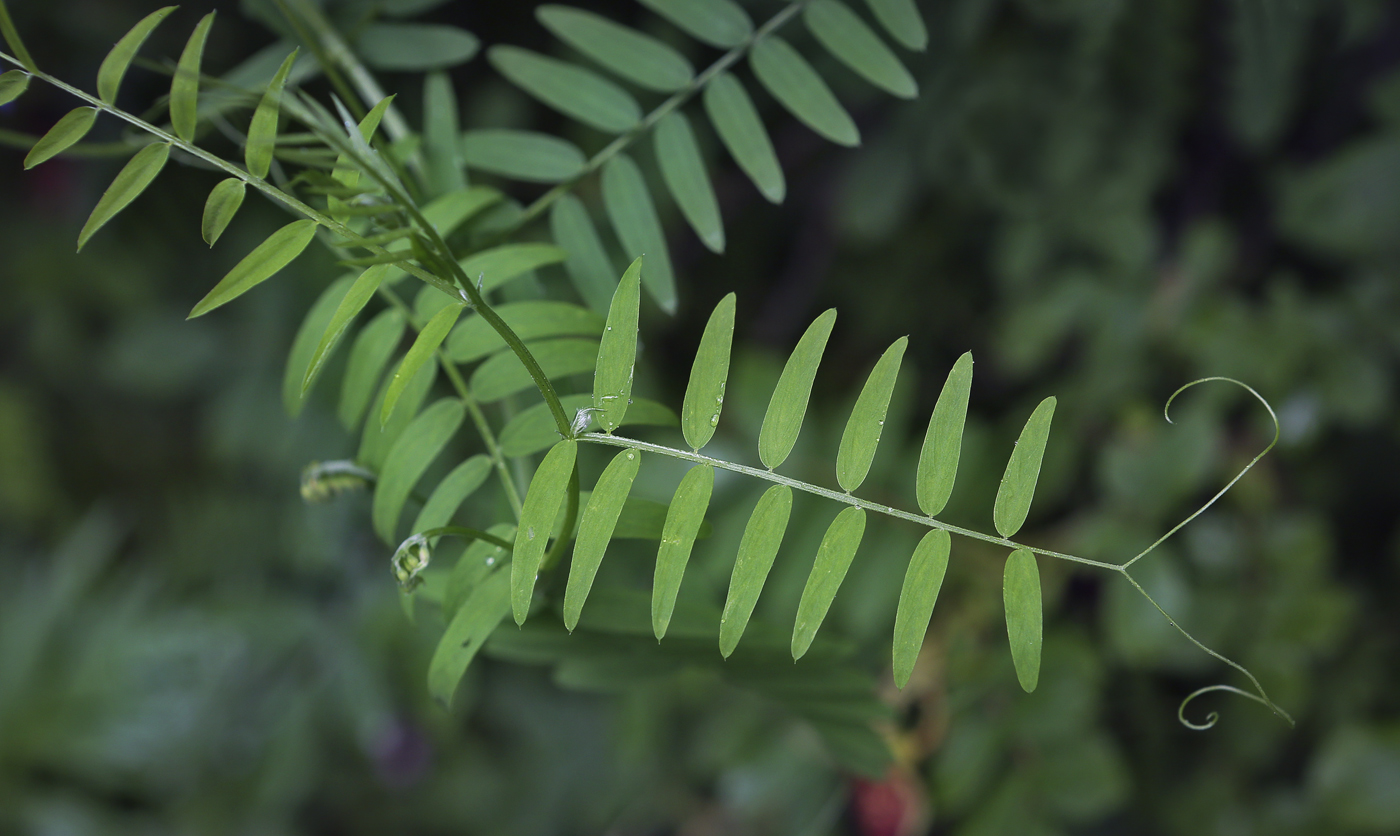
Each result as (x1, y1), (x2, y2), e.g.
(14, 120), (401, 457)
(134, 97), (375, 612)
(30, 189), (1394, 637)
(418, 526), (513, 552)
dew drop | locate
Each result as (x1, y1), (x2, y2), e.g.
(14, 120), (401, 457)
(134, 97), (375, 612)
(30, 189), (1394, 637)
(626, 451), (635, 460)
(527, 526), (535, 541)
(606, 326), (612, 331)
(485, 556), (496, 567)
(709, 414), (719, 426)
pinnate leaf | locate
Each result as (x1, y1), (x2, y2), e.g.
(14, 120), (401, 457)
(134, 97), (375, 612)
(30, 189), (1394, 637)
(201, 178), (246, 246)
(865, 0), (928, 51)
(551, 195), (618, 314)
(373, 398), (465, 543)
(564, 447), (641, 631)
(97, 6), (176, 104)
(652, 465), (714, 640)
(681, 292), (735, 450)
(1003, 548), (1041, 692)
(759, 309), (837, 469)
(171, 12), (215, 142)
(719, 484), (792, 657)
(77, 141), (169, 250)
(602, 154), (676, 314)
(836, 336), (906, 493)
(513, 440), (578, 623)
(423, 71), (465, 195)
(537, 5), (693, 92)
(246, 49), (297, 179)
(805, 0), (917, 99)
(638, 0), (752, 48)
(429, 567), (509, 708)
(750, 36), (860, 147)
(470, 338), (599, 403)
(355, 23), (479, 71)
(25, 107), (98, 169)
(917, 352), (972, 516)
(381, 302), (463, 426)
(0, 69), (28, 105)
(462, 129), (585, 183)
(304, 264), (391, 393)
(792, 506), (866, 660)
(189, 219), (318, 318)
(489, 46), (641, 134)
(703, 73), (784, 203)
(593, 257), (642, 432)
(655, 112), (724, 253)
(892, 529), (949, 688)
(992, 396), (1056, 539)
(339, 309), (404, 430)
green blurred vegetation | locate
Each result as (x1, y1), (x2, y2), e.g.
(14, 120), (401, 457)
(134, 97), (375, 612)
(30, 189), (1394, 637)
(2, 0), (1399, 834)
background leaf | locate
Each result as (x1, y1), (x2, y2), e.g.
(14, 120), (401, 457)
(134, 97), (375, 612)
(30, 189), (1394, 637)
(602, 154), (677, 314)
(489, 46), (641, 133)
(864, 0), (927, 51)
(355, 23), (479, 71)
(303, 265), (391, 394)
(338, 308), (404, 430)
(411, 454), (491, 535)
(461, 129), (585, 183)
(758, 309), (837, 469)
(551, 194), (618, 313)
(282, 274), (354, 417)
(458, 243), (568, 294)
(469, 338), (598, 402)
(423, 71), (465, 195)
(804, 0), (917, 100)
(372, 398), (464, 544)
(1003, 548), (1042, 693)
(638, 0), (752, 48)
(655, 112), (724, 253)
(359, 356), (437, 471)
(428, 568), (509, 708)
(537, 5), (693, 92)
(380, 303), (463, 426)
(750, 36), (860, 147)
(703, 73), (785, 203)
(445, 301), (603, 364)
(992, 396), (1057, 539)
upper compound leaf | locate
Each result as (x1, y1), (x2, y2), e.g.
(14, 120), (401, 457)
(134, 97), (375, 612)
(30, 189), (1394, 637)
(593, 257), (642, 432)
(992, 396), (1056, 539)
(655, 112), (724, 253)
(703, 73), (784, 203)
(719, 484), (792, 657)
(201, 178), (246, 246)
(355, 23), (480, 71)
(805, 0), (917, 99)
(681, 292), (735, 451)
(537, 5), (694, 92)
(25, 107), (98, 169)
(283, 274), (354, 417)
(891, 529), (949, 688)
(462, 129), (585, 183)
(489, 46), (641, 134)
(0, 69), (29, 106)
(602, 154), (676, 314)
(512, 440), (578, 623)
(446, 301), (604, 364)
(189, 219), (318, 318)
(638, 0), (752, 48)
(792, 506), (866, 660)
(836, 336), (906, 493)
(339, 308), (404, 430)
(411, 454), (492, 535)
(652, 465), (714, 640)
(381, 302), (464, 426)
(1003, 548), (1042, 692)
(304, 264), (391, 393)
(917, 352), (972, 517)
(750, 36), (860, 147)
(373, 398), (465, 544)
(171, 12), (215, 142)
(551, 195), (618, 314)
(564, 447), (641, 631)
(245, 49), (297, 179)
(759, 308), (837, 470)
(428, 567), (509, 708)
(77, 141), (169, 250)
(97, 5), (176, 104)
(865, 0), (928, 51)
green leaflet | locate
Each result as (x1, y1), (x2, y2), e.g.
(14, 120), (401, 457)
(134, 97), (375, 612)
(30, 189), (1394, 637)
(170, 12), (215, 142)
(759, 308), (837, 470)
(327, 95), (396, 224)
(339, 308), (404, 430)
(750, 36), (860, 148)
(188, 219), (318, 318)
(461, 129), (585, 183)
(719, 484), (792, 657)
(1003, 548), (1042, 692)
(96, 5), (175, 104)
(0, 69), (28, 106)
(891, 529), (949, 688)
(0, 0), (35, 70)
(303, 264), (392, 394)
(423, 185), (501, 235)
(638, 0), (752, 48)
(512, 440), (577, 623)
(992, 396), (1056, 539)
(681, 293), (735, 451)
(25, 107), (98, 169)
(564, 447), (641, 631)
(423, 71), (465, 196)
(458, 243), (569, 294)
(804, 0), (917, 100)
(359, 355), (437, 470)
(550, 195), (617, 314)
(652, 465), (714, 640)
(355, 22), (480, 71)
(413, 284), (458, 323)
(245, 50), (297, 179)
(76, 141), (169, 250)
(469, 338), (599, 403)
(655, 112), (724, 253)
(282, 274), (354, 417)
(428, 566), (509, 708)
(555, 494), (708, 541)
(500, 394), (676, 458)
(865, 0), (928, 51)
(836, 336), (906, 493)
(446, 301), (604, 364)
(917, 352), (972, 516)
(201, 178), (245, 246)
(489, 46), (641, 134)
(703, 73), (784, 203)
(792, 506), (866, 660)
(373, 398), (465, 544)
(443, 522), (513, 620)
(593, 257), (642, 432)
(602, 154), (676, 314)
(537, 5), (694, 92)
(411, 454), (491, 535)
(381, 303), (463, 426)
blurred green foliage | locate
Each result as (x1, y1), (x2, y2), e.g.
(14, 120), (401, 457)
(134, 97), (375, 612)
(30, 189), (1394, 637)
(2, 0), (1399, 834)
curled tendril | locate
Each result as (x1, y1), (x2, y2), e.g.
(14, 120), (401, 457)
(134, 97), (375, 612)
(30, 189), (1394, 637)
(390, 526), (514, 592)
(300, 460), (374, 502)
(1178, 684), (1296, 731)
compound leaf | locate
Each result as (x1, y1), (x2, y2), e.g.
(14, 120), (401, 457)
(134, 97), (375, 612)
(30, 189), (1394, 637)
(246, 49), (296, 179)
(97, 5), (176, 104)
(1003, 548), (1041, 692)
(489, 46), (641, 134)
(759, 308), (837, 469)
(865, 0), (928, 51)
(201, 177), (246, 246)
(171, 12), (215, 142)
(462, 129), (585, 183)
(283, 273), (354, 416)
(638, 0), (752, 48)
(77, 140), (169, 250)
(602, 154), (676, 314)
(339, 308), (404, 430)
(423, 71), (465, 195)
(189, 219), (318, 318)
(719, 484), (792, 657)
(652, 465), (714, 640)
(917, 352), (972, 516)
(792, 506), (866, 660)
(513, 440), (578, 623)
(537, 5), (693, 92)
(655, 112), (724, 253)
(593, 256), (642, 432)
(750, 36), (859, 147)
(805, 0), (917, 99)
(681, 292), (735, 450)
(304, 264), (392, 393)
(703, 73), (784, 203)
(381, 302), (463, 426)
(373, 397), (465, 544)
(355, 22), (479, 71)
(836, 336), (906, 493)
(25, 107), (98, 169)
(470, 338), (599, 402)
(428, 567), (509, 708)
(412, 454), (491, 534)
(551, 194), (617, 314)
(992, 396), (1056, 539)
(892, 529), (949, 688)
(564, 447), (641, 631)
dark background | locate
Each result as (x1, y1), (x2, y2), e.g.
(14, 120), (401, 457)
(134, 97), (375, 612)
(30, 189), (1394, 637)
(1, 0), (1399, 833)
